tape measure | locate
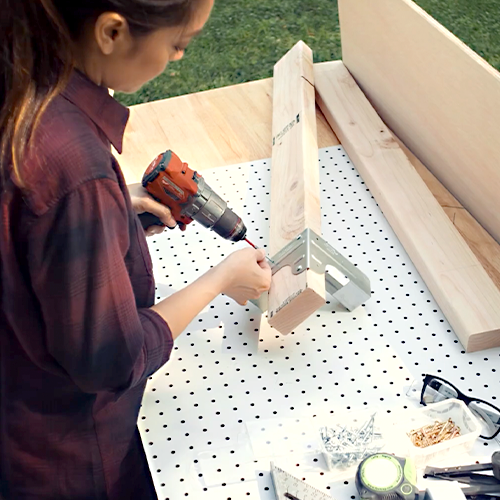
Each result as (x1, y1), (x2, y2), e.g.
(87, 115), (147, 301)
(355, 453), (418, 499)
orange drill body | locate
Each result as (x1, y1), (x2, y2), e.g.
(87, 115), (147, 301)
(142, 150), (200, 227)
(141, 150), (248, 242)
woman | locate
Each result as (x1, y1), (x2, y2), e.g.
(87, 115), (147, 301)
(0, 1), (272, 498)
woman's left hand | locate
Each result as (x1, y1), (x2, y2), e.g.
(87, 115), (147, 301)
(128, 183), (177, 236)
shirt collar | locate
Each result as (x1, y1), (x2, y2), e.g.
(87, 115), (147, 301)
(61, 70), (130, 154)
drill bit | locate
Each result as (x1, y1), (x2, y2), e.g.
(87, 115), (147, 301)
(245, 238), (257, 249)
(245, 238), (274, 265)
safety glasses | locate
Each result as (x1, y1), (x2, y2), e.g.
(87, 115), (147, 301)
(420, 374), (500, 440)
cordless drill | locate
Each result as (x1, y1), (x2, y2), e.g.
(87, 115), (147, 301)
(139, 150), (248, 242)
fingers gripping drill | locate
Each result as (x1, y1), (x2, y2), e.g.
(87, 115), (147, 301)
(139, 150), (248, 243)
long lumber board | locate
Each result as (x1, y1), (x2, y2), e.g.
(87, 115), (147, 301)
(267, 41), (325, 333)
(395, 136), (500, 292)
(314, 61), (500, 352)
(338, 0), (500, 244)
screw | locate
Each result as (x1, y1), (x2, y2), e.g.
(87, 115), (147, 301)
(321, 415), (383, 470)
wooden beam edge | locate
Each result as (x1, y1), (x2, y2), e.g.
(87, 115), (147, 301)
(268, 271), (326, 334)
(266, 41), (326, 335)
(315, 61), (500, 352)
(395, 0), (500, 82)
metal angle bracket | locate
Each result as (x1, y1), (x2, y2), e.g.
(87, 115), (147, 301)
(254, 228), (371, 312)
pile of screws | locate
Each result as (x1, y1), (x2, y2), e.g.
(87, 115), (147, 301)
(320, 414), (384, 469)
(408, 418), (461, 448)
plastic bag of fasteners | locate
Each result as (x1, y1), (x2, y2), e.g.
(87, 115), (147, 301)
(319, 410), (386, 473)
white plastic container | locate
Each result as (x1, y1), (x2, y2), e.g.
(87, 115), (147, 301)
(395, 399), (481, 468)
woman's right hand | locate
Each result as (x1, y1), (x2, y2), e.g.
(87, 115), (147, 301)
(216, 248), (272, 305)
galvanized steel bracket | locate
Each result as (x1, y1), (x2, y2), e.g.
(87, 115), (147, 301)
(253, 228), (371, 313)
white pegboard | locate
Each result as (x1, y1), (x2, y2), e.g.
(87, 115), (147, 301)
(139, 147), (500, 500)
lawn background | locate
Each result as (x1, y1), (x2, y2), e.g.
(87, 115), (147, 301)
(116, 0), (500, 106)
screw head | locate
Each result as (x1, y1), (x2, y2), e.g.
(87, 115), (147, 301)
(296, 265), (303, 272)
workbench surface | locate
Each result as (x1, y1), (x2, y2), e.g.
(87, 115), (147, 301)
(117, 64), (500, 499)
(119, 76), (338, 183)
(139, 148), (500, 499)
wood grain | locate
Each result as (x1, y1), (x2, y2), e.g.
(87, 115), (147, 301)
(315, 60), (500, 352)
(267, 41), (326, 334)
(119, 78), (339, 183)
(395, 136), (500, 291)
(338, 0), (500, 244)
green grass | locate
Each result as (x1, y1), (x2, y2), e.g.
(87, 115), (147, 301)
(116, 0), (500, 106)
(415, 0), (500, 69)
(116, 0), (341, 105)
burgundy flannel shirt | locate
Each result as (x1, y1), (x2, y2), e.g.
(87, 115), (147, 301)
(0, 71), (173, 499)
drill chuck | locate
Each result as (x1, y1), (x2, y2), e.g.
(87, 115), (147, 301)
(212, 209), (247, 242)
(188, 178), (247, 242)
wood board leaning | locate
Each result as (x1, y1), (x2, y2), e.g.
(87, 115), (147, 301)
(338, 0), (500, 245)
(315, 61), (500, 352)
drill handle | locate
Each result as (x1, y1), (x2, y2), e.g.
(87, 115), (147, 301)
(138, 212), (164, 230)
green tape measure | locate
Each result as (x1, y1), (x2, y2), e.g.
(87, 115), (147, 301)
(355, 453), (418, 500)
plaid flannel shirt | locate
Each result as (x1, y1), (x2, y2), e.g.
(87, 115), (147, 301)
(0, 70), (173, 499)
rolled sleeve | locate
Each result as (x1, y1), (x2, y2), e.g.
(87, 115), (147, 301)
(28, 178), (173, 394)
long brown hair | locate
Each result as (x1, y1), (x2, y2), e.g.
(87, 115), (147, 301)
(0, 0), (199, 187)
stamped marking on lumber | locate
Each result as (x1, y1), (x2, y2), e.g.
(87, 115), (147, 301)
(270, 289), (304, 318)
(273, 113), (301, 145)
